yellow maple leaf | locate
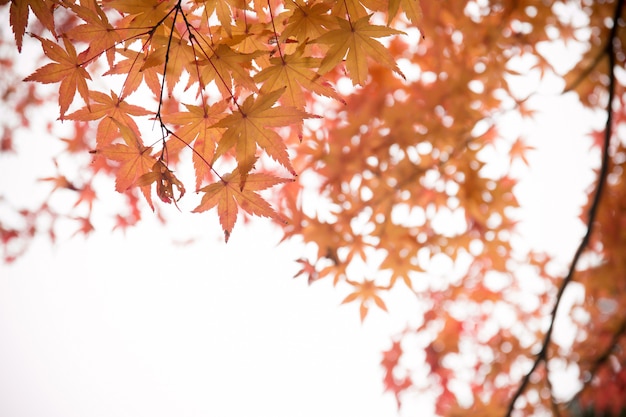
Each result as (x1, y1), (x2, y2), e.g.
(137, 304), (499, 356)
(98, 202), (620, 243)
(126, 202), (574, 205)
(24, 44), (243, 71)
(388, 0), (422, 25)
(194, 0), (248, 37)
(279, 0), (337, 43)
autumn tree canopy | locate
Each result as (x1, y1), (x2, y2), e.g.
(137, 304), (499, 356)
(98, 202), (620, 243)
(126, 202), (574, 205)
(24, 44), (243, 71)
(1, 0), (626, 415)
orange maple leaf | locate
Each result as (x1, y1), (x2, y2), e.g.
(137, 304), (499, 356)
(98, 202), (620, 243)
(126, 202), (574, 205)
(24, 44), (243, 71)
(65, 90), (150, 146)
(198, 0), (248, 37)
(136, 159), (186, 205)
(96, 121), (156, 207)
(9, 0), (56, 52)
(316, 15), (405, 85)
(342, 279), (388, 321)
(196, 44), (263, 98)
(161, 100), (228, 189)
(24, 35), (91, 118)
(509, 137), (535, 166)
(279, 0), (337, 43)
(72, 216), (95, 237)
(213, 87), (312, 188)
(380, 249), (424, 289)
(64, 0), (122, 66)
(193, 170), (291, 242)
(73, 183), (98, 211)
(102, 48), (161, 99)
(293, 258), (319, 285)
(39, 174), (78, 193)
(388, 0), (422, 25)
(381, 340), (413, 406)
(254, 43), (345, 110)
(140, 33), (197, 93)
(104, 0), (177, 31)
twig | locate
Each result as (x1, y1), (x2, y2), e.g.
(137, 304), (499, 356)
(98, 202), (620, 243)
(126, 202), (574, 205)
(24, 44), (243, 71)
(566, 319), (626, 410)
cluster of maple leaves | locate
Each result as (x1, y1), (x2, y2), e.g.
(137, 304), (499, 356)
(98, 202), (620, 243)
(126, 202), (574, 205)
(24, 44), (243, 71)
(3, 0), (626, 415)
(4, 0), (420, 244)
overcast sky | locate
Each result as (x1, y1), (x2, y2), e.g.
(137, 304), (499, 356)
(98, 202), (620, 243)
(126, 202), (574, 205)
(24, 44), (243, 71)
(0, 216), (421, 417)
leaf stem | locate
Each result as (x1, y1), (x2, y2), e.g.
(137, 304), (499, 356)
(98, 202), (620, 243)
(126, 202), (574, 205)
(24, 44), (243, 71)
(267, 0), (285, 62)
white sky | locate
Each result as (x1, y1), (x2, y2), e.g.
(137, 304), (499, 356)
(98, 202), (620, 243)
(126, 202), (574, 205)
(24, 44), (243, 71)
(0, 218), (416, 417)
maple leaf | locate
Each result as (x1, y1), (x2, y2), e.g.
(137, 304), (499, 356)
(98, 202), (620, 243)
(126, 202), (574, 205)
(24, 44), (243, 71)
(228, 19), (274, 69)
(331, 0), (369, 21)
(102, 49), (160, 99)
(254, 43), (345, 109)
(136, 159), (186, 205)
(98, 142), (153, 194)
(60, 121), (92, 153)
(9, 0), (56, 52)
(387, 0), (422, 25)
(96, 121), (157, 207)
(279, 0), (337, 43)
(213, 87), (312, 188)
(381, 339), (413, 406)
(73, 183), (97, 211)
(316, 15), (405, 85)
(196, 44), (263, 98)
(380, 248), (423, 289)
(72, 216), (95, 237)
(509, 137), (535, 166)
(341, 279), (388, 321)
(104, 0), (177, 30)
(381, 340), (403, 371)
(161, 100), (228, 189)
(293, 258), (319, 285)
(65, 90), (150, 146)
(141, 33), (196, 93)
(195, 0), (248, 37)
(64, 0), (122, 66)
(39, 174), (78, 193)
(24, 35), (91, 118)
(193, 170), (291, 242)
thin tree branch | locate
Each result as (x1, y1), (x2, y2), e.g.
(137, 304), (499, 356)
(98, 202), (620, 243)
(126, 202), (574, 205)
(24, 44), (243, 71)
(585, 320), (626, 382)
(504, 1), (624, 415)
(563, 47), (606, 94)
(566, 318), (626, 411)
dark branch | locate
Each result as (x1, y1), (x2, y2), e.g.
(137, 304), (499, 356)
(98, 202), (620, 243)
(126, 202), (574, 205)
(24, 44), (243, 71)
(566, 319), (626, 411)
(504, 1), (624, 415)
